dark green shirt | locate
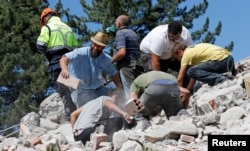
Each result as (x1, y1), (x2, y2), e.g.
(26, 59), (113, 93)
(130, 71), (177, 96)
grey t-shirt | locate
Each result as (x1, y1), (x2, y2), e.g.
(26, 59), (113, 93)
(73, 96), (112, 131)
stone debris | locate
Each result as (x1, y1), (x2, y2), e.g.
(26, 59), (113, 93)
(125, 98), (144, 116)
(1, 57), (250, 150)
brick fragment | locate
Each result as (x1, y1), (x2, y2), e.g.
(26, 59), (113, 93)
(180, 134), (195, 143)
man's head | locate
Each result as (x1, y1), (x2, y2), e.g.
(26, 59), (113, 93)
(90, 32), (108, 58)
(109, 88), (126, 110)
(40, 8), (57, 27)
(168, 21), (183, 41)
(171, 43), (187, 61)
(115, 15), (131, 30)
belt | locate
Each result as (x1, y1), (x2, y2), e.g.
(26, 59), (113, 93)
(152, 79), (176, 85)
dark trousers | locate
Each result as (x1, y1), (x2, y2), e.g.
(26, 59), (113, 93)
(119, 65), (144, 96)
(74, 117), (123, 145)
(160, 58), (190, 88)
(140, 83), (183, 118)
(51, 68), (76, 121)
(140, 52), (189, 87)
(160, 58), (180, 72)
(187, 55), (236, 86)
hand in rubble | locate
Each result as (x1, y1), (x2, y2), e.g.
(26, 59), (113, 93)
(123, 112), (133, 124)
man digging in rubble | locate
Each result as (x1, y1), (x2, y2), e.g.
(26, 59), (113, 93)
(129, 71), (189, 130)
(171, 42), (236, 90)
(70, 89), (133, 145)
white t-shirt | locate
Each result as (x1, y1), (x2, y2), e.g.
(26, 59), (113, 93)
(140, 24), (193, 60)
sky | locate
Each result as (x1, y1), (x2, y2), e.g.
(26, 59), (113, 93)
(49, 0), (249, 63)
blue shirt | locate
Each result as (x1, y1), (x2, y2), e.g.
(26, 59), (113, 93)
(114, 27), (140, 68)
(65, 47), (117, 89)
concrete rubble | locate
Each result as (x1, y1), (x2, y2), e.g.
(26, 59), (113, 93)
(1, 57), (250, 151)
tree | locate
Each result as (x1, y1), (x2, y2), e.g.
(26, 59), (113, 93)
(78, 0), (233, 51)
(0, 0), (235, 135)
(0, 0), (51, 131)
(53, 0), (90, 46)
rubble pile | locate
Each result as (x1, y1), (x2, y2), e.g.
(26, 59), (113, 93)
(1, 57), (250, 151)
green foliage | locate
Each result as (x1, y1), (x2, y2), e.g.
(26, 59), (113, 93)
(225, 41), (234, 52)
(0, 0), (51, 130)
(0, 0), (235, 135)
(77, 0), (233, 51)
(46, 141), (60, 151)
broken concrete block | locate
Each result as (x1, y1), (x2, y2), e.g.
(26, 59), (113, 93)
(179, 134), (195, 143)
(30, 136), (42, 146)
(20, 124), (30, 136)
(202, 113), (220, 125)
(244, 76), (250, 97)
(57, 74), (80, 89)
(125, 98), (144, 116)
(193, 102), (214, 116)
(92, 133), (108, 150)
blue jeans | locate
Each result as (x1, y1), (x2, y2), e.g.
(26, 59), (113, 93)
(187, 55), (236, 86)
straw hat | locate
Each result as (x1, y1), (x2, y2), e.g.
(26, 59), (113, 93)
(90, 32), (108, 46)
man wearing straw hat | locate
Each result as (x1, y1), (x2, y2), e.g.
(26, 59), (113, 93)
(60, 32), (123, 108)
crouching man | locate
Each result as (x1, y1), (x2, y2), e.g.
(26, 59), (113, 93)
(70, 89), (132, 145)
(129, 71), (189, 130)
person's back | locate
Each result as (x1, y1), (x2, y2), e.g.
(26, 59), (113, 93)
(140, 24), (192, 60)
(36, 8), (78, 121)
(140, 24), (169, 57)
(73, 96), (112, 131)
(115, 28), (140, 68)
(182, 43), (231, 66)
(130, 71), (184, 130)
(71, 89), (132, 144)
(130, 70), (178, 95)
(113, 15), (144, 96)
(46, 16), (77, 50)
(171, 42), (236, 87)
(130, 71), (183, 115)
(37, 13), (78, 72)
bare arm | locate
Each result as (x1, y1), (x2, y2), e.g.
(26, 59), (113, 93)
(104, 99), (132, 123)
(112, 48), (126, 62)
(187, 78), (196, 92)
(179, 86), (190, 109)
(111, 73), (123, 89)
(177, 65), (195, 91)
(177, 65), (188, 87)
(151, 53), (161, 71)
(60, 56), (70, 78)
(130, 91), (139, 100)
(70, 106), (84, 127)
